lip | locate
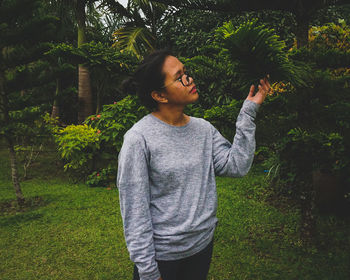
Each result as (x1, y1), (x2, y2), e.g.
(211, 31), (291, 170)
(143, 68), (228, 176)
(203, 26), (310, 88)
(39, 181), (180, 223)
(190, 86), (197, 94)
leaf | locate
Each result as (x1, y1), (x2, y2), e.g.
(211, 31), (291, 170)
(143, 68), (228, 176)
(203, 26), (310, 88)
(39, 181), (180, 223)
(217, 19), (308, 92)
(112, 26), (155, 58)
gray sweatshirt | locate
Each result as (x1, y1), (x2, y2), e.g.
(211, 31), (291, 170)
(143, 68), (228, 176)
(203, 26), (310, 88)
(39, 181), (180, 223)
(117, 99), (260, 280)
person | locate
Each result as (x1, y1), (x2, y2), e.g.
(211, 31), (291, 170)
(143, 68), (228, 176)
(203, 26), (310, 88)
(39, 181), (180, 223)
(117, 50), (270, 280)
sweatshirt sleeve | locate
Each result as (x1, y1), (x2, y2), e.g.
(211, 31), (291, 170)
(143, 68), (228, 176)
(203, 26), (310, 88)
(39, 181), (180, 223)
(212, 99), (260, 177)
(117, 130), (161, 280)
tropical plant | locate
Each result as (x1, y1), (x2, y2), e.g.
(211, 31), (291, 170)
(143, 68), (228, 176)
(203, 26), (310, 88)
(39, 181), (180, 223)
(183, 49), (239, 107)
(85, 95), (148, 155)
(54, 95), (148, 184)
(182, 19), (308, 105)
(46, 41), (139, 114)
(157, 9), (229, 57)
(258, 43), (349, 241)
(112, 0), (169, 58)
(46, 0), (115, 123)
(309, 21), (350, 51)
(217, 19), (308, 93)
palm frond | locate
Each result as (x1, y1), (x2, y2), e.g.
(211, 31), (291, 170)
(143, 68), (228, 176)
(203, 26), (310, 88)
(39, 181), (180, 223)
(112, 26), (155, 58)
(132, 0), (168, 10)
(128, 0), (168, 29)
(150, 0), (235, 12)
(102, 0), (133, 19)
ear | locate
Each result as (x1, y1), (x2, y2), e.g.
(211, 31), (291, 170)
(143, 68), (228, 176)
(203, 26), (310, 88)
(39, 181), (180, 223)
(151, 90), (168, 104)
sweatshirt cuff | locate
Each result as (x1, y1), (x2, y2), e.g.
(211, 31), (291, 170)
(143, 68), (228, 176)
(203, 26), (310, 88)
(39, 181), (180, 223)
(139, 268), (161, 280)
(242, 99), (260, 119)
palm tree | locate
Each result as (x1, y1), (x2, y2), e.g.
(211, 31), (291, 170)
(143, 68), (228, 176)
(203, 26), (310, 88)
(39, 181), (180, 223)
(47, 0), (103, 123)
(111, 0), (169, 58)
(76, 0), (94, 123)
(49, 0), (161, 121)
(42, 0), (76, 120)
(151, 0), (350, 48)
(47, 0), (169, 121)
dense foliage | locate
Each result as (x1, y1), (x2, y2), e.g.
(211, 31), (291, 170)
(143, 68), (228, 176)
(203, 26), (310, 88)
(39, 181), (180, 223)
(0, 0), (59, 203)
(54, 95), (148, 186)
(217, 20), (308, 92)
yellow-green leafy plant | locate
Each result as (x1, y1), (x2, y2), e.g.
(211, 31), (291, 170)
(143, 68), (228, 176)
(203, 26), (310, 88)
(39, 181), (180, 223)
(55, 124), (100, 171)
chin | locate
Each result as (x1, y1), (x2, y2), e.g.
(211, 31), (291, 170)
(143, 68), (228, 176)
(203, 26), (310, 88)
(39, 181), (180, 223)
(191, 93), (199, 102)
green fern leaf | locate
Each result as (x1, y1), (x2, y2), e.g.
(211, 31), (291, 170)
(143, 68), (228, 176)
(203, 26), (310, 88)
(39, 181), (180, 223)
(218, 19), (307, 92)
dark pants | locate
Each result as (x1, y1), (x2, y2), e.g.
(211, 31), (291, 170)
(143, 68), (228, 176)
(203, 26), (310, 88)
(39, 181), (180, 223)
(133, 239), (214, 280)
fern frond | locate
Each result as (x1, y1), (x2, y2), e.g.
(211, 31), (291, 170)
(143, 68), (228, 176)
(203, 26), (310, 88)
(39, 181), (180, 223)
(217, 19), (307, 92)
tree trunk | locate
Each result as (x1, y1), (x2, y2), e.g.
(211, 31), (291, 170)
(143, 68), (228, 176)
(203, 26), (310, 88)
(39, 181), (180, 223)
(0, 74), (25, 205)
(78, 65), (93, 123)
(76, 0), (93, 123)
(96, 88), (100, 114)
(7, 137), (25, 205)
(51, 104), (60, 119)
(51, 78), (60, 119)
(295, 16), (310, 49)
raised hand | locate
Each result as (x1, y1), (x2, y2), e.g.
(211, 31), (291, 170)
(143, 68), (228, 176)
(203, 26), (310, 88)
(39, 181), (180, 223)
(246, 77), (271, 105)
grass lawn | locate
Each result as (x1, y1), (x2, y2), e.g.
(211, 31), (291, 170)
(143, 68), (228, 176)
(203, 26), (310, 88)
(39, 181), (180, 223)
(1, 147), (350, 279)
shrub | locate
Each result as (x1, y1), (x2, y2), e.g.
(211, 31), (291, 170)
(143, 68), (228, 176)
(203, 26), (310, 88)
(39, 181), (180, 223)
(86, 167), (116, 188)
(55, 124), (100, 174)
(85, 95), (148, 153)
(202, 99), (242, 141)
(54, 95), (148, 185)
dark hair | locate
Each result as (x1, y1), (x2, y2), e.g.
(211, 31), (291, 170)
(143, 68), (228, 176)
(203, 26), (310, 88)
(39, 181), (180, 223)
(122, 49), (173, 111)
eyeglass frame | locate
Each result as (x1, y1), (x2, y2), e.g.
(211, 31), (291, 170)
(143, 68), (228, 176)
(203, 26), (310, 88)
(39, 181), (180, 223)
(161, 71), (193, 88)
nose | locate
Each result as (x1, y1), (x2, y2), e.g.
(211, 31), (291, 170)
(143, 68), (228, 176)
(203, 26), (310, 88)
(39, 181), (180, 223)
(187, 75), (194, 86)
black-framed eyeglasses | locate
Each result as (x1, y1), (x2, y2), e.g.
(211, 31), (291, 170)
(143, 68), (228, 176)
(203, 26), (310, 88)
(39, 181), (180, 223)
(162, 71), (193, 88)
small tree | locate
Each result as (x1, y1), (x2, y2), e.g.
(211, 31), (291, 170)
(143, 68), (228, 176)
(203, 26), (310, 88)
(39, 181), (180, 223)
(259, 22), (350, 241)
(0, 0), (57, 205)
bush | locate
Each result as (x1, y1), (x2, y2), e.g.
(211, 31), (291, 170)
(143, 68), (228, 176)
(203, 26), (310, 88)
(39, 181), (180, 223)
(202, 99), (242, 141)
(85, 95), (148, 153)
(55, 124), (100, 174)
(86, 167), (116, 188)
(54, 95), (148, 185)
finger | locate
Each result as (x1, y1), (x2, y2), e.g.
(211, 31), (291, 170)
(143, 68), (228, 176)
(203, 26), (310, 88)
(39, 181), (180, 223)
(261, 79), (269, 91)
(259, 79), (267, 91)
(264, 77), (269, 85)
(248, 84), (255, 97)
(265, 78), (271, 88)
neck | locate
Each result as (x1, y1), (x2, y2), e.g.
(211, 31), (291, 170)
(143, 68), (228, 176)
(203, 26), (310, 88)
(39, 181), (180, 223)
(152, 105), (189, 126)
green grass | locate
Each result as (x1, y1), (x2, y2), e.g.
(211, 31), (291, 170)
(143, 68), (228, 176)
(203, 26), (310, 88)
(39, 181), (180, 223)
(1, 147), (350, 280)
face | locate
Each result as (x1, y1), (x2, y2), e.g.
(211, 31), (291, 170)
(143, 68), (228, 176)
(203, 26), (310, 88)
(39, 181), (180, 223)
(154, 56), (198, 108)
